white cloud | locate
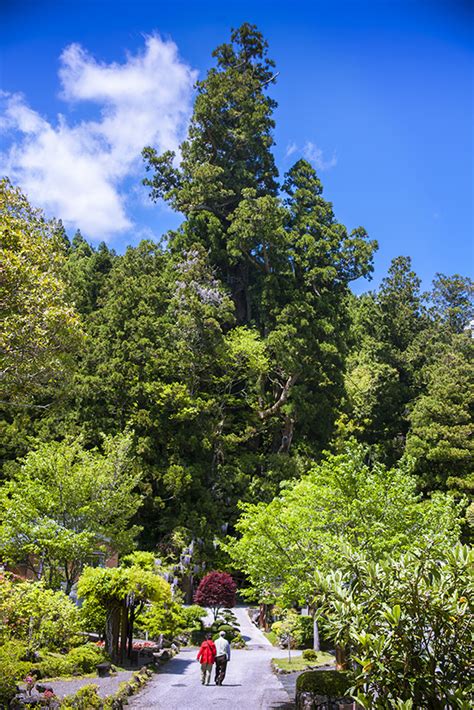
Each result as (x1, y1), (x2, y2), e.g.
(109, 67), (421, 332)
(0, 35), (197, 239)
(303, 141), (337, 171)
(285, 141), (297, 158)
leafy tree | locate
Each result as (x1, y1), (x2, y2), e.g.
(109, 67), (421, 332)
(141, 25), (376, 534)
(194, 571), (237, 620)
(315, 544), (473, 708)
(143, 22), (279, 323)
(342, 257), (428, 460)
(63, 232), (116, 316)
(429, 272), (473, 334)
(0, 178), (82, 404)
(0, 434), (142, 592)
(225, 445), (460, 607)
(77, 564), (171, 662)
(405, 336), (473, 501)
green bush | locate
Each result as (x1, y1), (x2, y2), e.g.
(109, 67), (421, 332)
(302, 648), (318, 661)
(37, 643), (106, 678)
(37, 652), (73, 678)
(231, 633), (246, 648)
(0, 577), (80, 651)
(61, 683), (102, 709)
(67, 643), (106, 673)
(296, 670), (350, 697)
(0, 643), (36, 706)
(299, 616), (314, 646)
(217, 609), (239, 626)
(78, 597), (106, 636)
(216, 624), (237, 641)
(180, 605), (206, 631)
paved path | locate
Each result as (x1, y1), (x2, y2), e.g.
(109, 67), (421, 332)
(20, 671), (134, 699)
(129, 607), (296, 709)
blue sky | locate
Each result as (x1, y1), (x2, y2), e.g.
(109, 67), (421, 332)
(1, 0), (472, 290)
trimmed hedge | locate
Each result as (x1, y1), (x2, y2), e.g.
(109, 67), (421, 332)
(296, 670), (350, 696)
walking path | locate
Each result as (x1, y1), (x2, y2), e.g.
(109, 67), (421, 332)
(129, 607), (296, 709)
(20, 671), (134, 699)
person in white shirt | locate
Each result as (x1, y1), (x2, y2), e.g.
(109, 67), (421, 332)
(214, 630), (231, 685)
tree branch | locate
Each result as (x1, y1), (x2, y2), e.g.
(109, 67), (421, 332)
(258, 373), (298, 420)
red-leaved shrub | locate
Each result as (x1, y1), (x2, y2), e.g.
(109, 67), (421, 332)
(194, 571), (237, 619)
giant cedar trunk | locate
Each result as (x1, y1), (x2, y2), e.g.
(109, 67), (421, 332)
(227, 262), (250, 324)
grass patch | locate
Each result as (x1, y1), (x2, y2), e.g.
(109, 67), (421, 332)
(263, 631), (279, 646)
(272, 651), (334, 672)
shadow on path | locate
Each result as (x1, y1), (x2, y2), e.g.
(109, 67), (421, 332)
(156, 657), (194, 675)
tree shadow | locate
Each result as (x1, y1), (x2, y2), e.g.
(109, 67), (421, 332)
(156, 657), (195, 674)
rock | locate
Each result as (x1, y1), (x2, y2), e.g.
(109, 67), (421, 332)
(157, 649), (171, 660)
(9, 692), (42, 708)
(35, 683), (54, 694)
(97, 661), (112, 677)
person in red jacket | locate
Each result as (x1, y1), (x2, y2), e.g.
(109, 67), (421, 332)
(197, 633), (217, 685)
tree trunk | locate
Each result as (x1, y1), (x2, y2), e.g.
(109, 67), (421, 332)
(313, 615), (320, 652)
(127, 606), (135, 658)
(120, 599), (128, 664)
(335, 644), (347, 670)
(105, 608), (114, 658)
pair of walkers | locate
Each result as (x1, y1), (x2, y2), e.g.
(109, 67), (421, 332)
(197, 631), (231, 686)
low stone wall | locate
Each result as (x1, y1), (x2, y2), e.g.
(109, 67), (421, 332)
(295, 670), (354, 710)
(296, 692), (354, 710)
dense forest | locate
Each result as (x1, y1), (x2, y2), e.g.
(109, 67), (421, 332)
(1, 23), (472, 569)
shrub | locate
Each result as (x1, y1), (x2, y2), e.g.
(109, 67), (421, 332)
(37, 652), (73, 678)
(67, 643), (107, 673)
(217, 609), (239, 626)
(194, 571), (237, 620)
(299, 616), (314, 647)
(231, 633), (246, 648)
(61, 684), (102, 709)
(36, 643), (106, 678)
(78, 597), (106, 636)
(180, 605), (206, 631)
(0, 643), (36, 706)
(302, 649), (318, 661)
(296, 670), (350, 697)
(214, 624), (237, 641)
(0, 576), (80, 651)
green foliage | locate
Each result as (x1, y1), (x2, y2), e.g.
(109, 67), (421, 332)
(302, 649), (318, 661)
(136, 600), (187, 640)
(315, 544), (473, 708)
(271, 609), (306, 649)
(230, 633), (246, 648)
(0, 178), (83, 404)
(180, 605), (206, 630)
(225, 444), (460, 604)
(406, 337), (473, 491)
(0, 641), (38, 705)
(35, 644), (106, 678)
(0, 434), (142, 591)
(429, 272), (473, 334)
(61, 684), (102, 710)
(77, 564), (172, 660)
(0, 576), (80, 651)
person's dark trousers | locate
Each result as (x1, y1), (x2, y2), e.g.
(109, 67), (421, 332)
(215, 655), (227, 685)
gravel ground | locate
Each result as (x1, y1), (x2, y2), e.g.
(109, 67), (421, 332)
(22, 671), (135, 699)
